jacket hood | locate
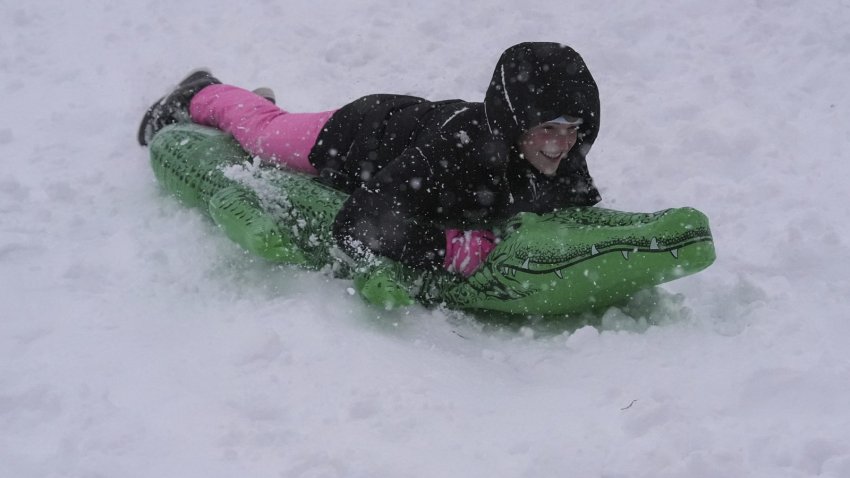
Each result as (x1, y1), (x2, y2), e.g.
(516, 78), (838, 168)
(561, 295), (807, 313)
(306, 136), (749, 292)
(484, 42), (600, 173)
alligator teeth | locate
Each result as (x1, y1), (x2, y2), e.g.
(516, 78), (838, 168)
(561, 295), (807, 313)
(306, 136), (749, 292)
(650, 237), (659, 250)
(554, 269), (563, 279)
(591, 245), (599, 256)
(671, 249), (679, 259)
(621, 250), (630, 260)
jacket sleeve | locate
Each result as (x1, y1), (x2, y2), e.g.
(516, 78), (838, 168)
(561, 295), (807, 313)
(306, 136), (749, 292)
(331, 143), (449, 270)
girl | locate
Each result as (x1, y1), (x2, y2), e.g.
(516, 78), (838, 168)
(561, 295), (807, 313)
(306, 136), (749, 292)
(138, 42), (602, 277)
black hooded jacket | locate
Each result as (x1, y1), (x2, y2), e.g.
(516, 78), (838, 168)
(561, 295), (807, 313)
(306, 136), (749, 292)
(308, 42), (602, 269)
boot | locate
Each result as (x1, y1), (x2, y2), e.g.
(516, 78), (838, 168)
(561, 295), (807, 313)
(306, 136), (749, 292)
(251, 87), (276, 105)
(137, 69), (221, 146)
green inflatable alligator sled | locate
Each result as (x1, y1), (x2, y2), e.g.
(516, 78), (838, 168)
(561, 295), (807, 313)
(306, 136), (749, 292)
(148, 123), (715, 315)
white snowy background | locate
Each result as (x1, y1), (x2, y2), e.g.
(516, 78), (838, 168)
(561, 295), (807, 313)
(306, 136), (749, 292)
(2, 0), (850, 476)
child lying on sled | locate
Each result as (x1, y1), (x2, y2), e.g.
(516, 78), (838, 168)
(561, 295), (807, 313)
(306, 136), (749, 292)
(138, 42), (601, 278)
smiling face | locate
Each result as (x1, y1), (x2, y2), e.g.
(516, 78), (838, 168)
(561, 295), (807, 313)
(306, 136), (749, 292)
(518, 121), (580, 176)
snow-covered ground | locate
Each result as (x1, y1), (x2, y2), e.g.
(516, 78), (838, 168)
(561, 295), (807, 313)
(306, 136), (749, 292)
(2, 0), (850, 476)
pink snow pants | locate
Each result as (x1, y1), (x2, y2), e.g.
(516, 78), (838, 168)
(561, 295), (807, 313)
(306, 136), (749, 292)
(189, 84), (336, 175)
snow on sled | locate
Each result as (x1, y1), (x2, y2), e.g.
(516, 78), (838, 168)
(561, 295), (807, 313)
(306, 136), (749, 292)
(147, 123), (715, 316)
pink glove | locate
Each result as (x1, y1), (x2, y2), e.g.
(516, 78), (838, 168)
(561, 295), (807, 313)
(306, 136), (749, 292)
(443, 229), (496, 277)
